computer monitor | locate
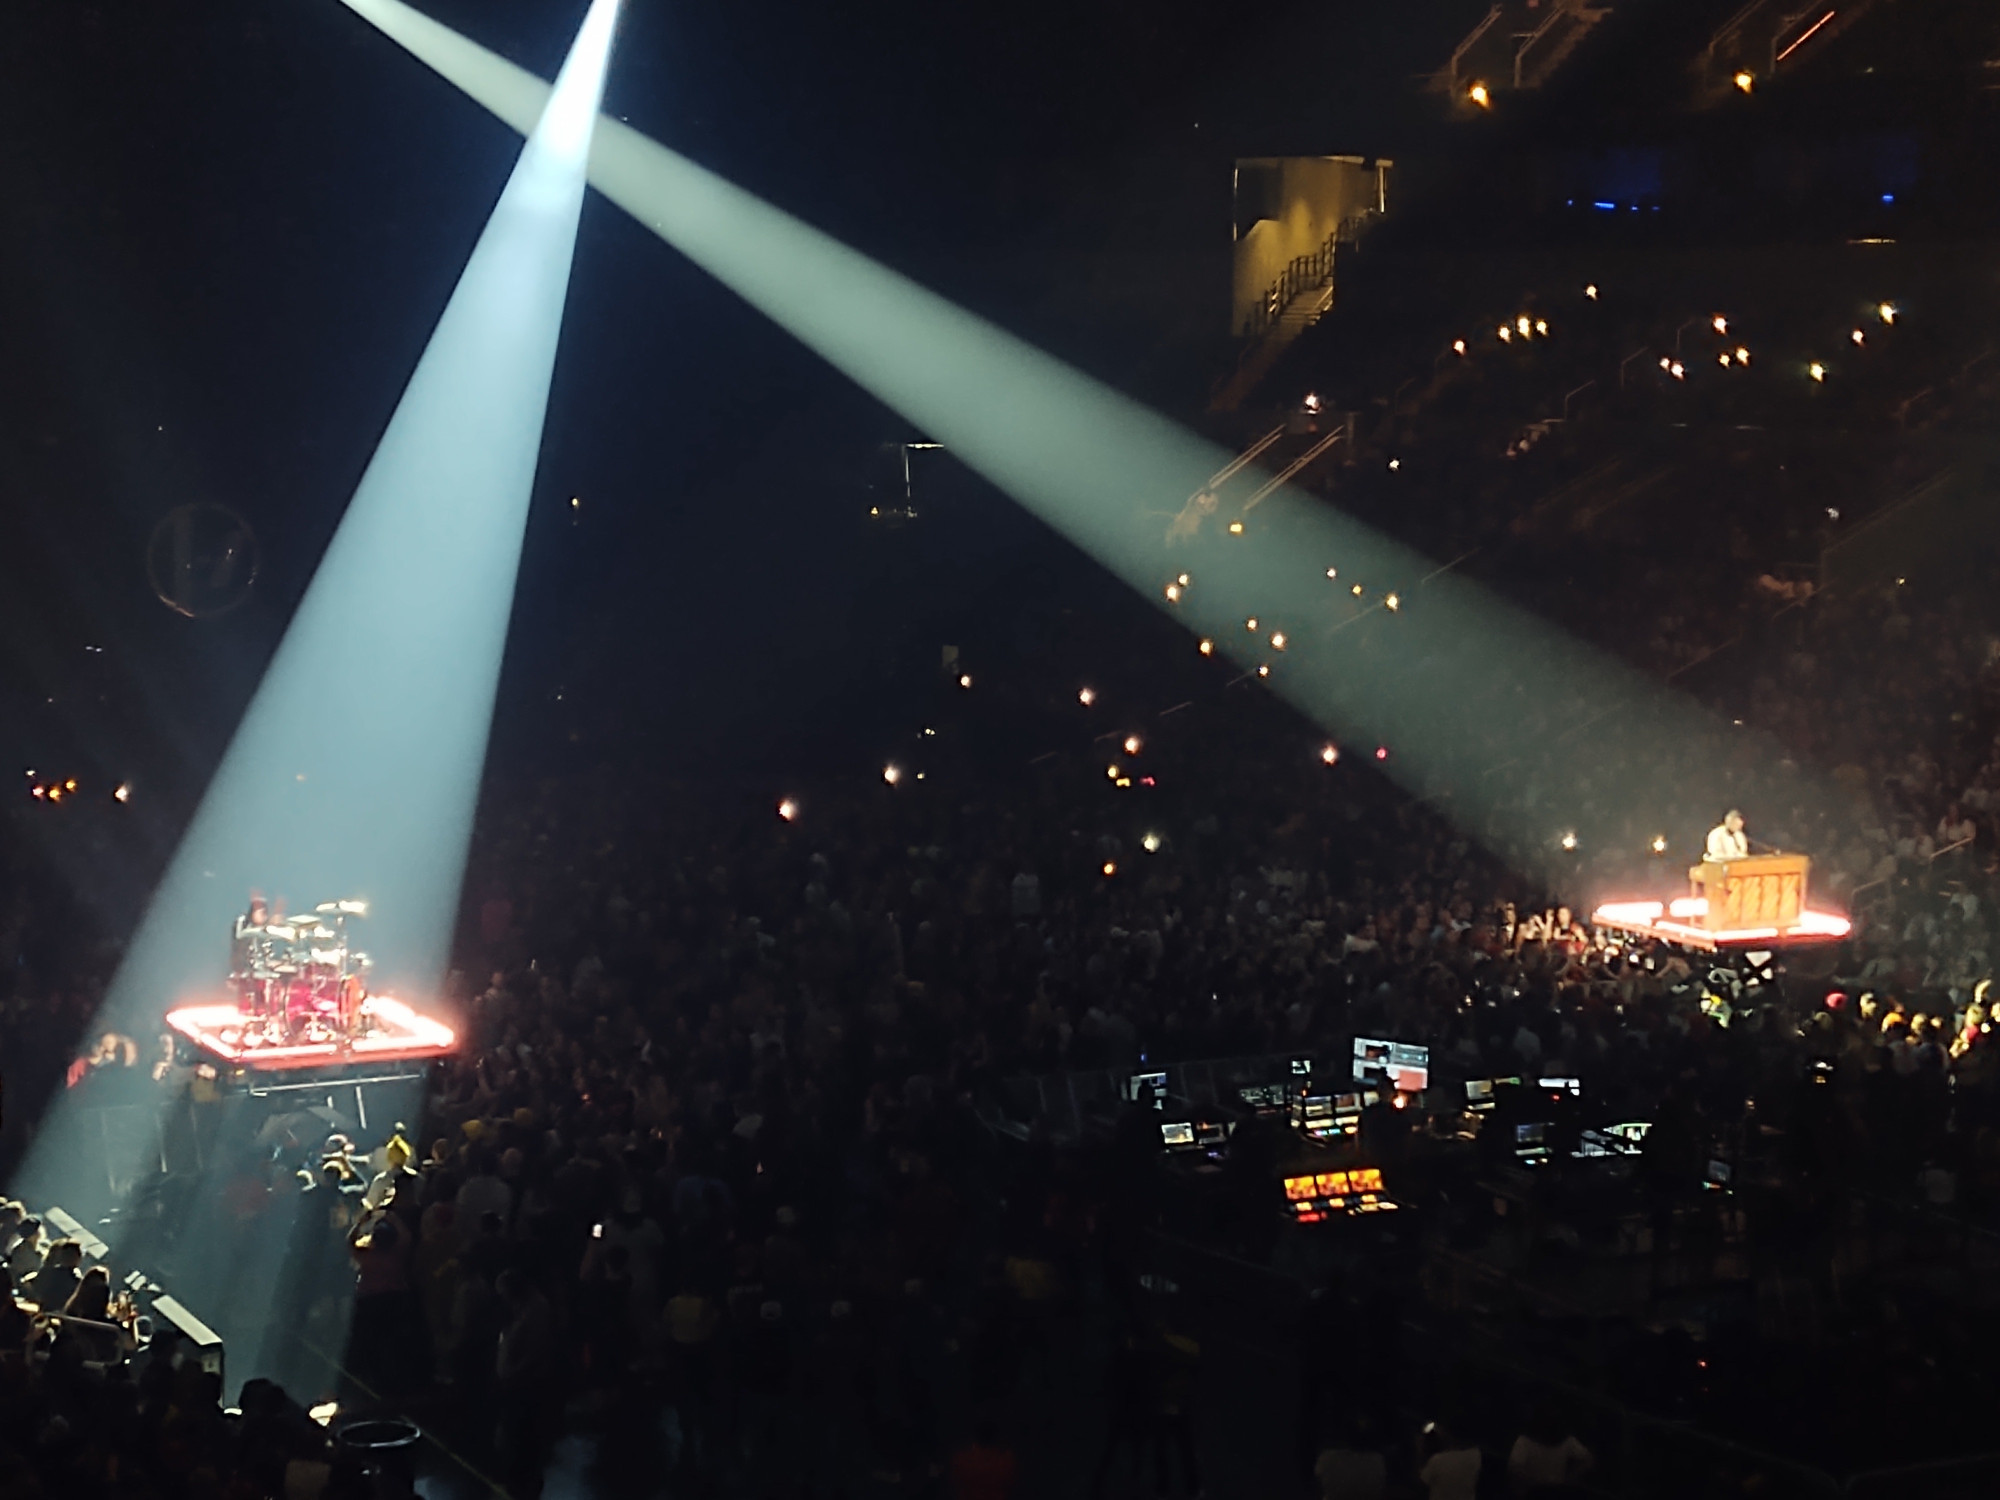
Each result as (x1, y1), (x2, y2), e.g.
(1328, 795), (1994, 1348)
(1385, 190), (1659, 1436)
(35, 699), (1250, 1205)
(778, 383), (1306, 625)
(1515, 1122), (1550, 1162)
(1538, 1077), (1582, 1097)
(1127, 1070), (1169, 1107)
(1353, 1038), (1429, 1092)
(1706, 1159), (1733, 1189)
(1160, 1121), (1195, 1150)
(1465, 1079), (1494, 1108)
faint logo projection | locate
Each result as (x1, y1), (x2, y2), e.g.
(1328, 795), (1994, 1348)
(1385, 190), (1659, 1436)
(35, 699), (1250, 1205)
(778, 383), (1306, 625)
(147, 504), (259, 618)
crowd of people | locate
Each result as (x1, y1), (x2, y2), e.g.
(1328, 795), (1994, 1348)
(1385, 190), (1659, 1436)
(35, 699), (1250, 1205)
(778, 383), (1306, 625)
(14, 135), (2000, 1500)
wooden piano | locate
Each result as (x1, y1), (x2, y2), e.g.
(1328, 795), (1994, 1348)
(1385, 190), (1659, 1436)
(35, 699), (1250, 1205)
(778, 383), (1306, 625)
(1690, 853), (1810, 933)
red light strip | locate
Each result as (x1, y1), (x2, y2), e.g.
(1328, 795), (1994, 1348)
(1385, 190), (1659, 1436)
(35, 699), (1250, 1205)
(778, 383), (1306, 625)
(1775, 10), (1836, 64)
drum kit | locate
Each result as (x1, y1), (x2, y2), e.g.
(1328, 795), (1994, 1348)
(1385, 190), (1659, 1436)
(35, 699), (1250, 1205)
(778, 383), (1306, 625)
(234, 898), (373, 1044)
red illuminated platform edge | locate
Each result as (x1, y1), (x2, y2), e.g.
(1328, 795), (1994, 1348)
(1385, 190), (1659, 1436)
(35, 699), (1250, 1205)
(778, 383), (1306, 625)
(1588, 897), (1851, 953)
(165, 995), (457, 1073)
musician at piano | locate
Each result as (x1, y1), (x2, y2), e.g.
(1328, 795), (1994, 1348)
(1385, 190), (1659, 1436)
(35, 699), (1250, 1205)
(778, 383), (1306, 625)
(1705, 809), (1750, 863)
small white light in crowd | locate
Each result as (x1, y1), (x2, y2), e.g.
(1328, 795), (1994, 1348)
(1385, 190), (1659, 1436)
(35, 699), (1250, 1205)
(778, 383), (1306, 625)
(1165, 583), (1182, 602)
(1809, 362), (1826, 382)
(1651, 835), (1667, 854)
(882, 764), (902, 786)
(1670, 362), (1685, 380)
(1388, 457), (1401, 471)
(777, 798), (798, 822)
(1271, 632), (1288, 650)
(1325, 566), (1339, 580)
(1561, 832), (1578, 851)
(1517, 315), (1532, 337)
(1452, 339), (1467, 356)
(1102, 860), (1118, 877)
(1246, 617), (1259, 631)
(1123, 735), (1143, 756)
(1711, 315), (1728, 335)
(1734, 70), (1755, 93)
(1878, 302), (1898, 324)
(1198, 638), (1214, 656)
(309, 1402), (340, 1427)
(1896, 576), (1907, 585)
(1079, 686), (1096, 705)
(1351, 583), (1364, 597)
(1735, 347), (1751, 366)
(1719, 352), (1733, 367)
(1256, 664), (1270, 677)
(1303, 393), (1321, 414)
(1534, 319), (1548, 337)
(1142, 832), (1162, 854)
(958, 673), (973, 689)
(1826, 506), (1840, 520)
(1498, 325), (1513, 343)
(1321, 744), (1340, 765)
(870, 506), (880, 516)
(1850, 328), (1866, 346)
(1177, 572), (1191, 587)
(1107, 763), (1122, 779)
(1228, 520), (1245, 535)
(1584, 284), (1599, 300)
(1384, 593), (1401, 612)
(1659, 356), (1672, 370)
(114, 784), (131, 803)
(1468, 82), (1491, 108)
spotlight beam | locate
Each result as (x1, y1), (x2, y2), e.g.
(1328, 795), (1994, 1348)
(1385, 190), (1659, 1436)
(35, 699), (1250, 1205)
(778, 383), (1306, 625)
(19, 0), (620, 1241)
(338, 0), (1823, 877)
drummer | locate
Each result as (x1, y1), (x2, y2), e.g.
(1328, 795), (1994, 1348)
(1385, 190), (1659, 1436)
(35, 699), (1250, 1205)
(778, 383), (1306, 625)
(231, 893), (269, 973)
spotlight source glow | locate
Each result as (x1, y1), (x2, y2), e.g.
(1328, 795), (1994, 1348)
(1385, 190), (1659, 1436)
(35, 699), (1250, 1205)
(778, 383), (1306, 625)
(777, 797), (798, 821)
(1142, 832), (1162, 853)
(1078, 686), (1097, 705)
(883, 764), (902, 785)
(1123, 735), (1142, 755)
(1321, 744), (1339, 765)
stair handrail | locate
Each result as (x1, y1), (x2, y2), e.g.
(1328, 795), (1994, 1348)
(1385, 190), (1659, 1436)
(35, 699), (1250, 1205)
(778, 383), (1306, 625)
(1241, 209), (1381, 341)
(1514, 0), (1583, 88)
(1705, 0), (1775, 63)
(1438, 3), (1505, 92)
